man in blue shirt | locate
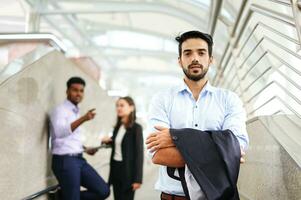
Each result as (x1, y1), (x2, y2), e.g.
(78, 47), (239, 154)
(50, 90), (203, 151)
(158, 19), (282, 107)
(146, 31), (248, 200)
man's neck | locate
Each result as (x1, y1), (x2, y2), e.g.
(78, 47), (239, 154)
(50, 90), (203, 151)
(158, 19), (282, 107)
(184, 77), (208, 101)
(67, 98), (78, 106)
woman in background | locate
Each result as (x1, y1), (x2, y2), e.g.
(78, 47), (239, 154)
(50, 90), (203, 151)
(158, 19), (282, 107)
(102, 96), (143, 200)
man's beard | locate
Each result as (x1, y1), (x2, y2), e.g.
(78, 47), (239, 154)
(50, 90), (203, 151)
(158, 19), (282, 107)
(182, 64), (208, 81)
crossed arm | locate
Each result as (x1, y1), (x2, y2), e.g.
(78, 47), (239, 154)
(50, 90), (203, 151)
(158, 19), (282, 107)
(146, 126), (246, 166)
(146, 126), (185, 168)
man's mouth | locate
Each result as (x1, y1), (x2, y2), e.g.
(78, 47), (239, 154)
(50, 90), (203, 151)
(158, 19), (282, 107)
(189, 66), (202, 71)
(189, 64), (202, 69)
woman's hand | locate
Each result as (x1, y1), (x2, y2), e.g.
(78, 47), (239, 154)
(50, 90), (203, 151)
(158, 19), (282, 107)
(132, 183), (141, 191)
(101, 136), (112, 144)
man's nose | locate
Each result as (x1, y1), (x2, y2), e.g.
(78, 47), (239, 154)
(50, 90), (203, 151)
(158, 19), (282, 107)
(191, 52), (200, 61)
(191, 58), (199, 64)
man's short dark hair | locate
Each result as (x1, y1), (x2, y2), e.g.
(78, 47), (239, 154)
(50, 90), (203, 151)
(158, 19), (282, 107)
(175, 30), (213, 57)
(67, 77), (86, 88)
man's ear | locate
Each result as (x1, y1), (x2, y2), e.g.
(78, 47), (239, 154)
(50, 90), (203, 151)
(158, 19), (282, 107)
(178, 57), (182, 69)
(209, 56), (213, 66)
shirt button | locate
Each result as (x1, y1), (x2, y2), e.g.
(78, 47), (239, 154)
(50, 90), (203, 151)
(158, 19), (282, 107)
(195, 124), (198, 127)
(172, 136), (178, 140)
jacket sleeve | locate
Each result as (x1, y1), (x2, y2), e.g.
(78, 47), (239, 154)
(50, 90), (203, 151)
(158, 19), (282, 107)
(134, 124), (144, 183)
(170, 128), (241, 200)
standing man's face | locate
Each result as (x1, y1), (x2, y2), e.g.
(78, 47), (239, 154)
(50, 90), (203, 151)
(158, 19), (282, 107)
(178, 38), (213, 81)
(67, 83), (84, 105)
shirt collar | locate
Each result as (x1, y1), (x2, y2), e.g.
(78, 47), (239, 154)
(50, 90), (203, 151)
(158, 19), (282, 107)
(64, 99), (79, 113)
(177, 80), (214, 94)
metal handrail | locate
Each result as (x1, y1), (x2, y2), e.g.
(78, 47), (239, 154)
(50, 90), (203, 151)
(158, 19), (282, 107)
(240, 51), (268, 80)
(248, 95), (301, 119)
(214, 2), (296, 85)
(272, 110), (301, 129)
(238, 38), (265, 70)
(22, 184), (59, 200)
(268, 50), (301, 76)
(238, 56), (301, 95)
(0, 33), (66, 53)
(233, 47), (301, 92)
(267, 0), (292, 7)
(216, 20), (298, 86)
(237, 22), (300, 58)
(224, 66), (238, 89)
(227, 34), (301, 90)
(223, 38), (264, 84)
(291, 0), (301, 45)
(244, 80), (301, 120)
(223, 38), (265, 89)
(247, 78), (301, 107)
(237, 66), (272, 92)
(240, 55), (301, 103)
(212, 0), (248, 84)
(220, 25), (299, 88)
(234, 3), (295, 49)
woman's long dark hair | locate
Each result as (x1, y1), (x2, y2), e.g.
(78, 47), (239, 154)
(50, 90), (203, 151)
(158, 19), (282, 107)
(114, 96), (136, 129)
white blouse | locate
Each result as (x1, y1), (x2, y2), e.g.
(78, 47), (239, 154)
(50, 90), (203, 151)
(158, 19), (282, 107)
(113, 125), (126, 161)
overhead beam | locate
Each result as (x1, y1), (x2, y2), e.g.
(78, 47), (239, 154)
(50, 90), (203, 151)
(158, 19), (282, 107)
(38, 1), (205, 28)
(81, 45), (177, 58)
(111, 67), (182, 77)
(208, 0), (223, 36)
(49, 1), (94, 46)
(83, 20), (173, 41)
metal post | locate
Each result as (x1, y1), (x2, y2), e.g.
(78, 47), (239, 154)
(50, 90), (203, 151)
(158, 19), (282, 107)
(25, 0), (47, 32)
(291, 0), (301, 45)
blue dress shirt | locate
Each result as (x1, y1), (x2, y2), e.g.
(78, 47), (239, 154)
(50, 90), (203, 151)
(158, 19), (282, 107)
(148, 81), (249, 197)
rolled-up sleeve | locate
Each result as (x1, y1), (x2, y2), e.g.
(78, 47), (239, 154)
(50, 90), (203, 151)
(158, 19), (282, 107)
(147, 93), (171, 157)
(222, 92), (249, 149)
(50, 107), (73, 138)
(148, 93), (170, 130)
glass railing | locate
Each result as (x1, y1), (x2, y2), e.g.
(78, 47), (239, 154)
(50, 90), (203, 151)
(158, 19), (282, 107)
(0, 33), (66, 85)
(0, 44), (54, 84)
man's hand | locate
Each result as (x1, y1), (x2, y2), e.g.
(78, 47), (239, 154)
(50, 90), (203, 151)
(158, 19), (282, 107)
(240, 147), (246, 164)
(146, 126), (175, 152)
(132, 183), (141, 191)
(84, 108), (96, 121)
(84, 147), (98, 156)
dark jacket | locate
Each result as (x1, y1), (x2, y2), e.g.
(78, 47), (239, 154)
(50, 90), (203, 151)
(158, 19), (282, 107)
(108, 122), (144, 187)
(170, 128), (241, 200)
